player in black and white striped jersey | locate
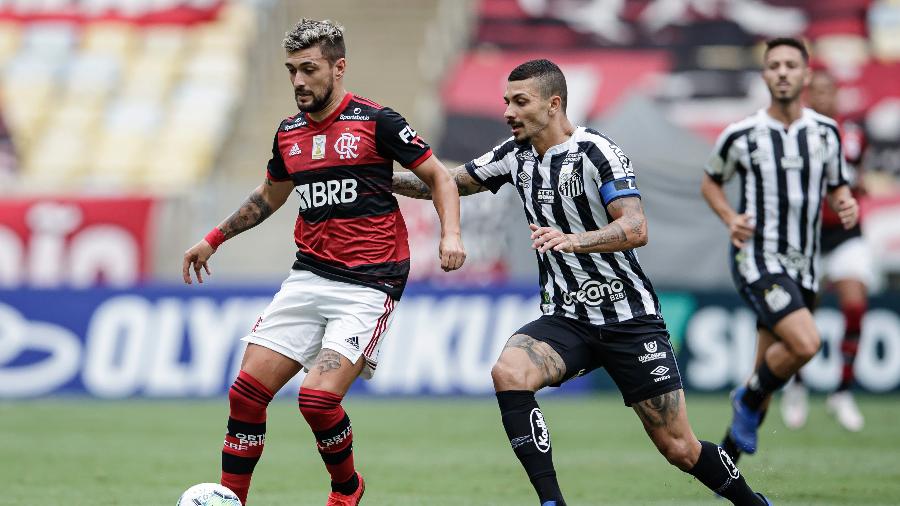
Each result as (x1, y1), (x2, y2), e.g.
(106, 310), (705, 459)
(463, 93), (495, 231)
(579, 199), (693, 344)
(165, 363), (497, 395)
(701, 38), (859, 463)
(469, 127), (660, 326)
(394, 59), (771, 506)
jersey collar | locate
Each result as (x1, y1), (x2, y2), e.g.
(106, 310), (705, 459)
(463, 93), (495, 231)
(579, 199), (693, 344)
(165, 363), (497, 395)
(538, 126), (583, 160)
(306, 92), (353, 130)
(759, 108), (809, 135)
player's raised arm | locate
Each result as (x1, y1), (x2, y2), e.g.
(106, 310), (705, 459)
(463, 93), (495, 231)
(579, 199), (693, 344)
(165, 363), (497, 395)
(529, 196), (648, 254)
(392, 165), (486, 199)
(182, 177), (294, 284)
(405, 156), (467, 271)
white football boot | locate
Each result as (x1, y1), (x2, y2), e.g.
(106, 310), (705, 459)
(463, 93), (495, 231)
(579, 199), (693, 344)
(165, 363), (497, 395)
(780, 380), (808, 430)
(827, 391), (864, 432)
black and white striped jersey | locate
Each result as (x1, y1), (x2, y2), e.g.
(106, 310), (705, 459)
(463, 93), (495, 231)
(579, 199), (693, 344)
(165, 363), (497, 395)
(465, 126), (660, 326)
(705, 108), (849, 292)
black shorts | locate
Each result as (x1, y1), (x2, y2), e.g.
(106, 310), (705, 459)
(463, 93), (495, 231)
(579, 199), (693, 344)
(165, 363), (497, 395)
(514, 314), (683, 406)
(734, 272), (816, 331)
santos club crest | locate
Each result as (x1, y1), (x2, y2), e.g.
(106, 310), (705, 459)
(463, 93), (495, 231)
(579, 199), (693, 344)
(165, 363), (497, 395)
(558, 170), (584, 197)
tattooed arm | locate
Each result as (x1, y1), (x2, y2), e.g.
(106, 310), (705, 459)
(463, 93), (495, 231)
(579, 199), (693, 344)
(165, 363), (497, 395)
(529, 196), (648, 254)
(392, 165), (486, 200)
(216, 178), (294, 239)
(182, 178), (294, 284)
(401, 156), (467, 271)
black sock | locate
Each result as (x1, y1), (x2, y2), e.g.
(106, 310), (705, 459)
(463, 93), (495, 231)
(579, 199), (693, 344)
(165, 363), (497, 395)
(496, 390), (565, 506)
(721, 432), (742, 464)
(688, 441), (766, 505)
(741, 361), (788, 411)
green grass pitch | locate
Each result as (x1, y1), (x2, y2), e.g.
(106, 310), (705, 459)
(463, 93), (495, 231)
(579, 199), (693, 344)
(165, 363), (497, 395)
(3, 394), (899, 505)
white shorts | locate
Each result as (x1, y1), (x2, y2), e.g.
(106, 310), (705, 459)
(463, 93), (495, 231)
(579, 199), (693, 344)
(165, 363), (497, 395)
(822, 236), (877, 289)
(242, 269), (397, 379)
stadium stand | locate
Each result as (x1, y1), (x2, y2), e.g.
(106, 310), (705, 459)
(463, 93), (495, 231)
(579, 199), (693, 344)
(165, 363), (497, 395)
(446, 0), (900, 155)
(0, 1), (256, 192)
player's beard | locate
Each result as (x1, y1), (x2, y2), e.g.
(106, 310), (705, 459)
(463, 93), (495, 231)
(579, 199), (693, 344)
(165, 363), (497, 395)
(296, 81), (335, 113)
(770, 79), (802, 105)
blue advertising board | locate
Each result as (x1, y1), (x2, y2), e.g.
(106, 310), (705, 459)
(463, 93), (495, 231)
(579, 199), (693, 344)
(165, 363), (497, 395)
(1, 285), (898, 398)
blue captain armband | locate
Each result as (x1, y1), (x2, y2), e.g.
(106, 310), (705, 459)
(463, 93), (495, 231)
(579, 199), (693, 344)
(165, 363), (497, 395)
(599, 177), (640, 205)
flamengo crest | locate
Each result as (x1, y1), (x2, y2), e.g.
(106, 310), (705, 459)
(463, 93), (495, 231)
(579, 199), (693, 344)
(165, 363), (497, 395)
(334, 132), (360, 159)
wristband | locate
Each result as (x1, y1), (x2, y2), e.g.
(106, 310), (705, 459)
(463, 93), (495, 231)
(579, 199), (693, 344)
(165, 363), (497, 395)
(204, 227), (226, 250)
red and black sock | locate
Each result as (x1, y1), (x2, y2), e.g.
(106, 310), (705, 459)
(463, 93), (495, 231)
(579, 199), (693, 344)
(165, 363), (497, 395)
(838, 302), (865, 392)
(298, 387), (359, 495)
(221, 371), (274, 505)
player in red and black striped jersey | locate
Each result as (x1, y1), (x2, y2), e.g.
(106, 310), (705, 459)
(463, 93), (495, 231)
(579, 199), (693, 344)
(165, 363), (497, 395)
(182, 18), (465, 506)
(267, 90), (433, 300)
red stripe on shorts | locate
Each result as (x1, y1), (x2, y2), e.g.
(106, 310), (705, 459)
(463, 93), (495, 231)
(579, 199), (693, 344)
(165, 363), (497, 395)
(365, 296), (394, 357)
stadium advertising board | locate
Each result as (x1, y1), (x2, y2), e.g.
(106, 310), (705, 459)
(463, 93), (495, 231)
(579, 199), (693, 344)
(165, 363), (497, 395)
(0, 196), (156, 288)
(1, 286), (898, 398)
(0, 0), (223, 24)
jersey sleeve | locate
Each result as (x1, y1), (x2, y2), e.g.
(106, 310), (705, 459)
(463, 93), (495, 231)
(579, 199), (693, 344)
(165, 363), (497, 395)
(824, 124), (850, 189)
(374, 107), (432, 169)
(584, 138), (640, 206)
(704, 126), (742, 183)
(266, 124), (291, 182)
(463, 139), (516, 194)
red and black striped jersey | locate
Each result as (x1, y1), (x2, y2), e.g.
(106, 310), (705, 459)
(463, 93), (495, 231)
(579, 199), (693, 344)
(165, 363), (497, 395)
(821, 116), (866, 230)
(266, 92), (432, 300)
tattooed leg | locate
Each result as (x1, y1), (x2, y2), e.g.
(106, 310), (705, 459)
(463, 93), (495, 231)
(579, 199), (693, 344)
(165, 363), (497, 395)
(634, 390), (683, 430)
(301, 347), (365, 397)
(637, 391), (769, 504)
(632, 390), (702, 471)
(491, 334), (567, 392)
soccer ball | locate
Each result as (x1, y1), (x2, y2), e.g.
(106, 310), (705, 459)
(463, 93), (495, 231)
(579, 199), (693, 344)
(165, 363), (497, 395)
(176, 483), (242, 506)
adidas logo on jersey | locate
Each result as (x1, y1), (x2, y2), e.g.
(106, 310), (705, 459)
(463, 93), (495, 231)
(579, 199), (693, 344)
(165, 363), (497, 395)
(345, 336), (359, 350)
(288, 143), (301, 156)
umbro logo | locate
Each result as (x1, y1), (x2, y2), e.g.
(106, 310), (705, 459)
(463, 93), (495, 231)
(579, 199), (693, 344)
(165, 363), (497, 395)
(288, 143), (301, 156)
(345, 336), (359, 350)
(517, 171), (532, 189)
(651, 365), (672, 383)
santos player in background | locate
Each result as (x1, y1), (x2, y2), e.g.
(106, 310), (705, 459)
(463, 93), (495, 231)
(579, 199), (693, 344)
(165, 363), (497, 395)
(182, 19), (465, 506)
(700, 38), (859, 462)
(394, 59), (772, 506)
(779, 69), (873, 432)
